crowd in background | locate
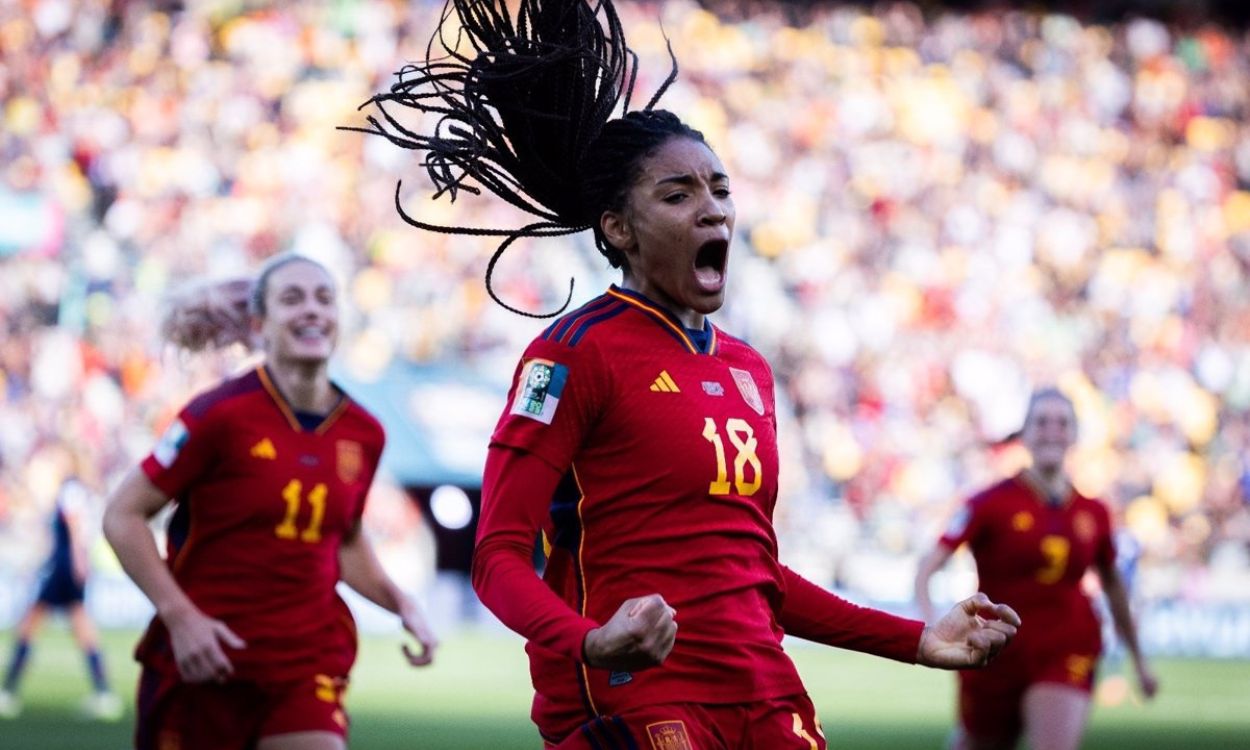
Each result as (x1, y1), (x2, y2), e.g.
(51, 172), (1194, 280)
(1, 0), (1248, 612)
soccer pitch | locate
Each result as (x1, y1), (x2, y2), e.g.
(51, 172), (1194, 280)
(3, 626), (1247, 749)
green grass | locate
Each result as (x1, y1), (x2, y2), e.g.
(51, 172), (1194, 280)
(2, 624), (1247, 749)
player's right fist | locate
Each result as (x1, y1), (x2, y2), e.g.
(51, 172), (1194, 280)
(582, 593), (677, 671)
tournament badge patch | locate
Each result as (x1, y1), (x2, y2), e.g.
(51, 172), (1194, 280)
(510, 358), (568, 425)
(646, 720), (693, 750)
(337, 440), (364, 484)
(729, 366), (764, 416)
(153, 418), (190, 468)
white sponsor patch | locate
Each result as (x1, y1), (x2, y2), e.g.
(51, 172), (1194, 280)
(153, 419), (190, 467)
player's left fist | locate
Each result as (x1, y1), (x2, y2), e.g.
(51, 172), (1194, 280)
(918, 592), (1021, 670)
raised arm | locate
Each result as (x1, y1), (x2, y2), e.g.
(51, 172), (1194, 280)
(102, 467), (244, 683)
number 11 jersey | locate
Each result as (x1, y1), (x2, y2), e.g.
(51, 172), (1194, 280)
(137, 366), (385, 682)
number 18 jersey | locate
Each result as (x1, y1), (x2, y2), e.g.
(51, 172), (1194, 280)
(488, 286), (806, 724)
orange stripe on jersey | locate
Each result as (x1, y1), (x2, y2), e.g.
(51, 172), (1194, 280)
(606, 288), (698, 354)
(572, 464), (600, 717)
(257, 365), (352, 434)
(256, 366), (303, 432)
(315, 397), (351, 436)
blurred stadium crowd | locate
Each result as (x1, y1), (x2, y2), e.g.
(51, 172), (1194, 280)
(1, 0), (1248, 615)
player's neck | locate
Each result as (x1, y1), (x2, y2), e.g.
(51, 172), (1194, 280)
(1024, 466), (1068, 504)
(264, 361), (336, 414)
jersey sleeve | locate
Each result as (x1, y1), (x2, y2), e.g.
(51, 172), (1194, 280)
(489, 336), (607, 473)
(778, 566), (925, 663)
(938, 491), (988, 550)
(140, 405), (220, 499)
(473, 444), (599, 663)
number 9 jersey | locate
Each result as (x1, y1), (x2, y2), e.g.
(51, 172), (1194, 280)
(136, 366), (385, 683)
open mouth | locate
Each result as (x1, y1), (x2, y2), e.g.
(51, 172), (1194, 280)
(694, 239), (729, 292)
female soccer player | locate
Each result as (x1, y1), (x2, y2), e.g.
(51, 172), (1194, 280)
(103, 254), (437, 750)
(355, 2), (1019, 746)
(915, 388), (1158, 750)
(0, 460), (121, 721)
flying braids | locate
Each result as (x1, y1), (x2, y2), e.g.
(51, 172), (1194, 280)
(344, 0), (705, 317)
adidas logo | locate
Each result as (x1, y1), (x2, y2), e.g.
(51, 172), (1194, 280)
(649, 370), (680, 393)
(250, 438), (277, 460)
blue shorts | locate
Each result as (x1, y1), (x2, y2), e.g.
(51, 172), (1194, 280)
(36, 568), (85, 608)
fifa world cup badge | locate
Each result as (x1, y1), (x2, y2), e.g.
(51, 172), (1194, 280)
(510, 358), (569, 425)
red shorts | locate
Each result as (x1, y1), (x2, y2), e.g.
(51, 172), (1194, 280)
(957, 620), (1100, 743)
(135, 667), (350, 750)
(545, 694), (826, 750)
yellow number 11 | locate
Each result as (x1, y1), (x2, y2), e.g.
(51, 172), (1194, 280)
(275, 479), (327, 543)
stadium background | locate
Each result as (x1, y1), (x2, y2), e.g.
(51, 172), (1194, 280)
(1, 0), (1248, 747)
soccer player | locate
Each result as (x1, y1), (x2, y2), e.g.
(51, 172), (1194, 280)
(354, 1), (1020, 746)
(0, 459), (121, 721)
(914, 388), (1159, 750)
(102, 253), (437, 750)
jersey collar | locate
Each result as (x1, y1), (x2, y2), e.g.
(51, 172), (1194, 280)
(605, 285), (719, 355)
(256, 365), (350, 435)
(1015, 470), (1073, 508)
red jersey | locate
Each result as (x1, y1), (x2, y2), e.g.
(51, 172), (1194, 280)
(475, 287), (922, 734)
(137, 366), (385, 683)
(940, 473), (1114, 632)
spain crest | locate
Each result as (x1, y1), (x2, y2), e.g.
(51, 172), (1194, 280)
(337, 440), (364, 484)
(729, 367), (764, 416)
(646, 720), (693, 750)
(1073, 510), (1097, 542)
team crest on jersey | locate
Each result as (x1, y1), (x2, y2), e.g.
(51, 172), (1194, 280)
(729, 367), (764, 415)
(337, 440), (363, 484)
(510, 358), (568, 425)
(646, 720), (692, 750)
(153, 418), (189, 468)
(1073, 510), (1096, 542)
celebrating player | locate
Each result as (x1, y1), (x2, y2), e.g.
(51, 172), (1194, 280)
(914, 388), (1158, 750)
(102, 253), (437, 750)
(355, 1), (1020, 746)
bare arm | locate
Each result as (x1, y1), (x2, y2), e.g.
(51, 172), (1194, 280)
(914, 543), (955, 624)
(102, 467), (244, 682)
(339, 521), (437, 666)
(1097, 559), (1158, 698)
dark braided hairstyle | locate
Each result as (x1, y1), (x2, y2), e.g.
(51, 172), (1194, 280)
(344, 0), (708, 317)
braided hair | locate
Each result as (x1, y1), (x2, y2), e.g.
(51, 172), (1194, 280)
(346, 0), (707, 317)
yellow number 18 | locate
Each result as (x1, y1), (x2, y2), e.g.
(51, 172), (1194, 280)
(702, 417), (763, 496)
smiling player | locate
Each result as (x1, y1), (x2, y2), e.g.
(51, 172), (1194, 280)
(103, 253), (437, 750)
